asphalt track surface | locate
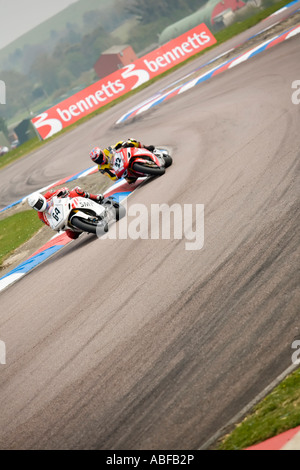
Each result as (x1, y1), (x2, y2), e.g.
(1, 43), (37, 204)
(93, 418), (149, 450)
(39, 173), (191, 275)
(0, 15), (299, 449)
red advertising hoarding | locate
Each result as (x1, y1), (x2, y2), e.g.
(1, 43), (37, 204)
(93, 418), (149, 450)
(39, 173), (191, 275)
(32, 24), (216, 140)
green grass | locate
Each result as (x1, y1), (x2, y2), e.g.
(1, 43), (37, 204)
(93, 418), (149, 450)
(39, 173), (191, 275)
(0, 210), (43, 266)
(217, 367), (300, 450)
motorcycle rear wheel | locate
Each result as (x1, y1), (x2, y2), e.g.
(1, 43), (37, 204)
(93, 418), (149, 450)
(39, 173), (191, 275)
(163, 155), (172, 168)
(132, 162), (165, 177)
(71, 216), (108, 235)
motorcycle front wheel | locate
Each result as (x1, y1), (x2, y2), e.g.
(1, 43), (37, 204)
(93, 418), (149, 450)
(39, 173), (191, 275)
(163, 155), (172, 168)
(132, 162), (165, 177)
(71, 216), (108, 235)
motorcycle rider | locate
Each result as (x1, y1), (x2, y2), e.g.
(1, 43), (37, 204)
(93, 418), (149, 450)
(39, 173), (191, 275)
(27, 186), (104, 239)
(89, 138), (155, 184)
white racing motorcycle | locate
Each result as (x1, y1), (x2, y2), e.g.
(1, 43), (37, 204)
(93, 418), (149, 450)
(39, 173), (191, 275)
(47, 195), (126, 236)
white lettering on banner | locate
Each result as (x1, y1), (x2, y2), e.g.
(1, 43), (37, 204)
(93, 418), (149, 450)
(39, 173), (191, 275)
(144, 32), (212, 73)
(121, 64), (150, 89)
(56, 79), (126, 122)
(33, 112), (63, 139)
(32, 24), (215, 139)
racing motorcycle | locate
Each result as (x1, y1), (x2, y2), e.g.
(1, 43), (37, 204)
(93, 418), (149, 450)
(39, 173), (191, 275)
(47, 195), (126, 236)
(110, 147), (172, 180)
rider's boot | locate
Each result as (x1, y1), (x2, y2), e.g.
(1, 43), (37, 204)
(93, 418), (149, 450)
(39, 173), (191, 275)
(73, 186), (103, 203)
(125, 176), (138, 185)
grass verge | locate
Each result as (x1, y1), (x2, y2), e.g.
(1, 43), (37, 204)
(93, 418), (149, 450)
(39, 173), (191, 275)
(0, 210), (43, 267)
(0, 0), (295, 171)
(216, 367), (300, 449)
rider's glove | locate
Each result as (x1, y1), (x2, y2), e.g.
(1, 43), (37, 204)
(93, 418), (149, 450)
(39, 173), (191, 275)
(74, 186), (88, 197)
(57, 188), (69, 198)
(145, 145), (155, 152)
(125, 176), (138, 185)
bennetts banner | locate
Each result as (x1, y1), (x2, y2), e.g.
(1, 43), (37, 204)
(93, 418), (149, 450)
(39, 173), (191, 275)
(32, 24), (216, 140)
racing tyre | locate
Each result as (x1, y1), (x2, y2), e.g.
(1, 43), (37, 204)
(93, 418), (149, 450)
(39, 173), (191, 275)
(132, 162), (165, 177)
(71, 216), (108, 235)
(163, 155), (172, 168)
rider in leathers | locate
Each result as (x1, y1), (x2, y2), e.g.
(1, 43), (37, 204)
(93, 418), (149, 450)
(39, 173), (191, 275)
(28, 186), (103, 239)
(90, 138), (155, 184)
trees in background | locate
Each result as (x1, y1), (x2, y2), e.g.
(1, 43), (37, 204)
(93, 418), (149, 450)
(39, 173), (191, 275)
(0, 117), (9, 139)
(0, 0), (206, 123)
(0, 21), (116, 120)
(124, 0), (207, 52)
(0, 70), (34, 120)
(125, 0), (205, 24)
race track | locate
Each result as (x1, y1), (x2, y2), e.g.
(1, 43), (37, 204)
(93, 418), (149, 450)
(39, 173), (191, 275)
(0, 23), (299, 449)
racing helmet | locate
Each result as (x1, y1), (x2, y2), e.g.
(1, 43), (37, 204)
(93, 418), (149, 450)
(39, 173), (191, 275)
(27, 192), (48, 212)
(90, 147), (106, 165)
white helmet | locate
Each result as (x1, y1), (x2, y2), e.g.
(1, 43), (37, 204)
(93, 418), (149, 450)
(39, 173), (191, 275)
(27, 192), (47, 211)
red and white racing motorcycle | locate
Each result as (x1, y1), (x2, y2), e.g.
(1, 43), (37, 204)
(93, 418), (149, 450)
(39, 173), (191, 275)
(110, 147), (172, 180)
(47, 195), (125, 236)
